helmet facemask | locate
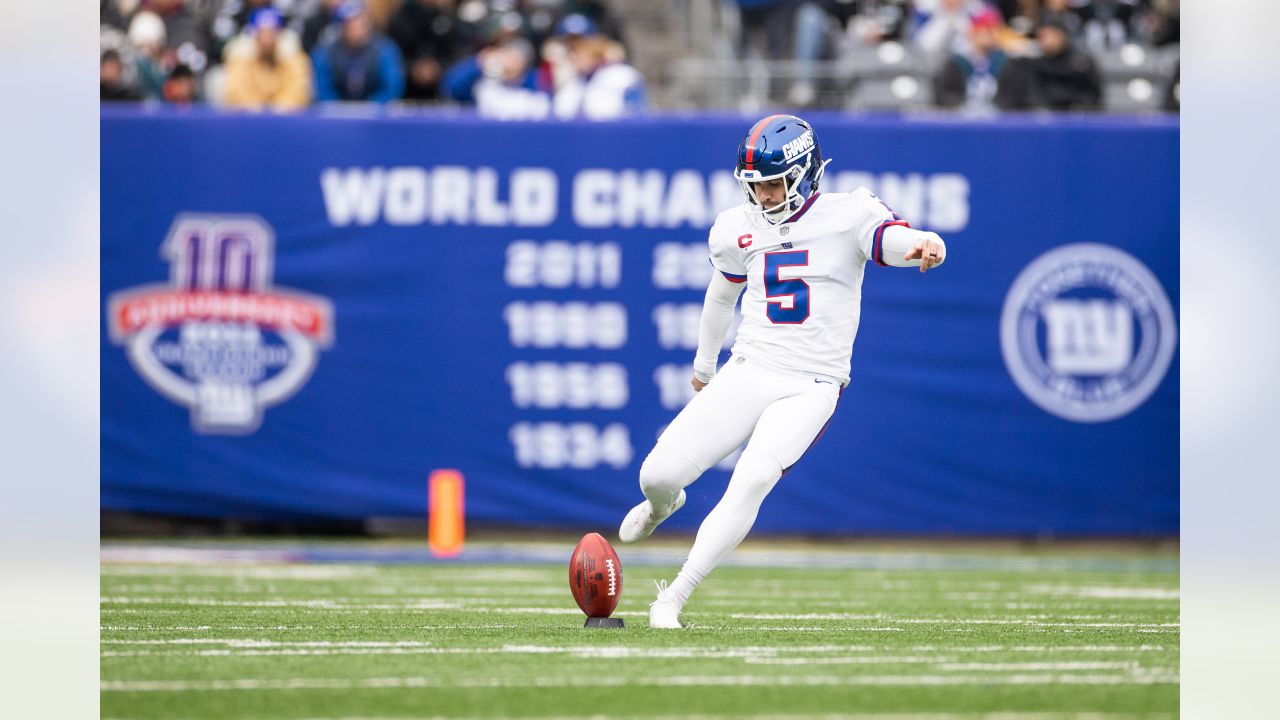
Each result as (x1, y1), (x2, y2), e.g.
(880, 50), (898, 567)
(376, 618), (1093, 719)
(735, 154), (830, 227)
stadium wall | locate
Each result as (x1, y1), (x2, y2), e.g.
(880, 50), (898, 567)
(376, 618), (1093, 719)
(101, 107), (1179, 535)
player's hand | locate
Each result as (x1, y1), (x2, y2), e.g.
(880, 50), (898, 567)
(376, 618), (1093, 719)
(903, 237), (946, 273)
(691, 375), (707, 393)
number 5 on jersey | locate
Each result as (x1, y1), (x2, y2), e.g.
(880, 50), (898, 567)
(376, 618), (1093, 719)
(764, 250), (810, 324)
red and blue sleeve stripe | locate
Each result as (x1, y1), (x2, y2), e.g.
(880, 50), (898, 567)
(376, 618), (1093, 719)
(871, 219), (911, 267)
(708, 257), (747, 283)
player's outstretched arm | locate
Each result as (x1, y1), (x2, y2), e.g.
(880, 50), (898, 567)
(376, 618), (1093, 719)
(882, 225), (947, 273)
(691, 272), (745, 392)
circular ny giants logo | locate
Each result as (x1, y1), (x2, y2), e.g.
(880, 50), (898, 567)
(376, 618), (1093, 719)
(999, 243), (1176, 423)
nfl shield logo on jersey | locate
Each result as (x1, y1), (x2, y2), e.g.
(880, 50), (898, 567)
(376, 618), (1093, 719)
(107, 214), (334, 434)
(999, 243), (1176, 423)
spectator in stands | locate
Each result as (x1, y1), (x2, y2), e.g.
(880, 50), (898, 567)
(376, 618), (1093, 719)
(443, 36), (551, 119)
(101, 49), (142, 101)
(912, 0), (979, 55)
(558, 0), (625, 42)
(788, 2), (831, 107)
(500, 1), (626, 60)
(997, 18), (1102, 111)
(450, 0), (499, 54)
(311, 2), (405, 103)
(993, 0), (1044, 36)
(148, 0), (217, 77)
(127, 10), (169, 100)
(299, 0), (346, 52)
(388, 0), (461, 102)
(841, 0), (911, 43)
(932, 7), (1008, 111)
(1162, 61), (1178, 112)
(540, 12), (588, 93)
(1076, 0), (1142, 50)
(729, 0), (829, 108)
(547, 15), (645, 119)
(162, 63), (200, 105)
(101, 0), (136, 32)
(1150, 0), (1179, 46)
(1037, 0), (1085, 40)
(479, 9), (533, 52)
(223, 8), (313, 111)
(733, 0), (799, 62)
(213, 0), (293, 59)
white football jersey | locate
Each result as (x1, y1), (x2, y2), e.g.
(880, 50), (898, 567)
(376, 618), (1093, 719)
(708, 189), (909, 384)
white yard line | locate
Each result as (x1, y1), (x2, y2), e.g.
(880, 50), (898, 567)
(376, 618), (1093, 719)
(99, 564), (375, 580)
(729, 613), (1179, 628)
(104, 648), (463, 658)
(103, 639), (438, 647)
(99, 596), (466, 610)
(99, 597), (661, 618)
(923, 645), (1170, 653)
(1028, 585), (1179, 600)
(743, 656), (956, 665)
(97, 638), (1177, 663)
(101, 642), (886, 659)
(97, 638), (1171, 656)
(100, 598), (1178, 630)
(99, 640), (1169, 654)
(502, 644), (874, 658)
(101, 624), (521, 632)
(936, 662), (1138, 671)
(274, 714), (1170, 720)
(740, 626), (857, 632)
(101, 672), (1179, 692)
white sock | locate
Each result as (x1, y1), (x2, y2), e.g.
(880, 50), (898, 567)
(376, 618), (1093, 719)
(667, 558), (709, 606)
(666, 451), (782, 607)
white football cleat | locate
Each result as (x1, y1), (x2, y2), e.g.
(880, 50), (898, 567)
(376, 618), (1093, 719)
(618, 490), (686, 543)
(649, 579), (684, 629)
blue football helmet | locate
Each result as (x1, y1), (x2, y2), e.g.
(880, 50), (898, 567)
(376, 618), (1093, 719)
(735, 115), (830, 226)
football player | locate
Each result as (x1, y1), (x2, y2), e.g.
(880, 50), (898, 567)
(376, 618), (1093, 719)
(619, 115), (948, 628)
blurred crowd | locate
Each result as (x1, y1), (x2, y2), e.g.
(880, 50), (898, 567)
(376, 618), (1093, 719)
(799, 0), (1178, 51)
(101, 0), (1180, 117)
(735, 0), (1179, 112)
(100, 0), (645, 119)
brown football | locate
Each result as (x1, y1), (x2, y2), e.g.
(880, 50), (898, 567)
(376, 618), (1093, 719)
(568, 532), (622, 618)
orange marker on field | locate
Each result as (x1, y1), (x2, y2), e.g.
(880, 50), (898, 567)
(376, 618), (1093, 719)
(428, 469), (465, 558)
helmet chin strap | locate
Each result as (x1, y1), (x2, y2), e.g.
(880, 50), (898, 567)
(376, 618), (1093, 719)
(814, 158), (832, 189)
(768, 157), (832, 225)
(739, 156), (833, 227)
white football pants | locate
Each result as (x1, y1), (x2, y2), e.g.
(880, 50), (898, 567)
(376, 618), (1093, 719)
(638, 355), (841, 604)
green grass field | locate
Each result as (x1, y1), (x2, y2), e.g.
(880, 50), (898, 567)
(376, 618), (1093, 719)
(101, 539), (1178, 719)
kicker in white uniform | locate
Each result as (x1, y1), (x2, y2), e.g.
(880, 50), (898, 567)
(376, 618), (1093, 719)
(618, 115), (949, 629)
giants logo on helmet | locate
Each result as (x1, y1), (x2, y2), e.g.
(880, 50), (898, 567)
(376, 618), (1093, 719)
(107, 214), (334, 434)
(781, 131), (815, 162)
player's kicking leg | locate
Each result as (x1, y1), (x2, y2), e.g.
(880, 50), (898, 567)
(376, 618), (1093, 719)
(649, 368), (839, 628)
(618, 358), (767, 544)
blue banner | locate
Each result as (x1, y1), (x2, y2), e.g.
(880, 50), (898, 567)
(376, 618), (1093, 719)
(101, 107), (1178, 535)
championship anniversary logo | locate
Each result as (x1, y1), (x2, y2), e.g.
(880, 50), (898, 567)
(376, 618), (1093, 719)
(999, 243), (1176, 423)
(107, 214), (334, 434)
